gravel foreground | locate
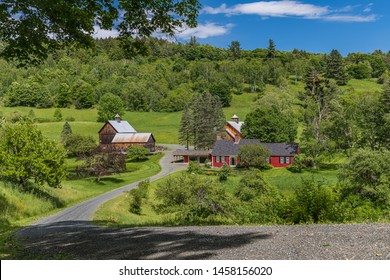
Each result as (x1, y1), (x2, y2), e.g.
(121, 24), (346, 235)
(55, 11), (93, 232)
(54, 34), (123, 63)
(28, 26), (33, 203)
(16, 222), (390, 260)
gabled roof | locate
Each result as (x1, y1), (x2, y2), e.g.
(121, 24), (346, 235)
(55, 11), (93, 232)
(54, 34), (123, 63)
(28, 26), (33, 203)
(112, 133), (154, 143)
(108, 120), (137, 133)
(226, 121), (244, 134)
(173, 149), (211, 157)
(211, 140), (299, 156)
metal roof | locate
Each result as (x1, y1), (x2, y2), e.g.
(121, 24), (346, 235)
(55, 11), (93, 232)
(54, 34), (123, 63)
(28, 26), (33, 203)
(108, 120), (137, 133)
(112, 133), (153, 143)
(211, 140), (299, 156)
(226, 121), (244, 133)
(173, 149), (211, 156)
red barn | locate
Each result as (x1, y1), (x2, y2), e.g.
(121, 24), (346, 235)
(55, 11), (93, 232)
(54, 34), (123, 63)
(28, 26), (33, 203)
(211, 139), (299, 168)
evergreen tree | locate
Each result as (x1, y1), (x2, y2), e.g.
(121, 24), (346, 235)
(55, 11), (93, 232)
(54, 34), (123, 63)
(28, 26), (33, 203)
(61, 121), (73, 142)
(228, 41), (241, 60)
(325, 49), (348, 85)
(178, 105), (194, 149)
(178, 92), (225, 150)
(266, 39), (276, 59)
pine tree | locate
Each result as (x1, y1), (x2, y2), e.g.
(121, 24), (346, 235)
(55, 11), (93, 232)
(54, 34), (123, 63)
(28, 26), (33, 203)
(61, 121), (72, 142)
(178, 92), (225, 150)
(228, 41), (241, 61)
(266, 39), (276, 59)
(325, 49), (348, 85)
(178, 105), (194, 150)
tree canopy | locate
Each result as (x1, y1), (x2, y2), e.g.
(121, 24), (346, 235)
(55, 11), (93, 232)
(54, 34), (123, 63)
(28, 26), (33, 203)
(241, 106), (297, 143)
(0, 120), (66, 189)
(0, 0), (201, 65)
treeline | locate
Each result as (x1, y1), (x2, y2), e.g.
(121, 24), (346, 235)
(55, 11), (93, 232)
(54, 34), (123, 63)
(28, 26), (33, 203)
(1, 37), (390, 112)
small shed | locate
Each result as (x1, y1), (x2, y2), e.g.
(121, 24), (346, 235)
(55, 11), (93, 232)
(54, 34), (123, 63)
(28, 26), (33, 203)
(172, 149), (211, 164)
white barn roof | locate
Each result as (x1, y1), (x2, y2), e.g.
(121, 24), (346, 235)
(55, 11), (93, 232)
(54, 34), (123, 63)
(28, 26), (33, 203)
(108, 120), (137, 133)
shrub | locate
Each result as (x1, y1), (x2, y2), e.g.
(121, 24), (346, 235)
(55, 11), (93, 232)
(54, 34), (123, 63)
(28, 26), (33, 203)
(287, 178), (337, 224)
(218, 163), (230, 182)
(127, 146), (150, 162)
(129, 180), (150, 215)
(187, 161), (202, 174)
(287, 155), (304, 173)
(154, 173), (234, 224)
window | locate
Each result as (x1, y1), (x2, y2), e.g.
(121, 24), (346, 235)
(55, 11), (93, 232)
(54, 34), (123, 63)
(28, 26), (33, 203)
(279, 157), (285, 164)
(216, 156), (220, 163)
(286, 157), (290, 164)
(221, 156), (225, 163)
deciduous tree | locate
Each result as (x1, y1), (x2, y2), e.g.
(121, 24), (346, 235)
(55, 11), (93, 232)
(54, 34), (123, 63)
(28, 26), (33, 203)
(0, 120), (66, 189)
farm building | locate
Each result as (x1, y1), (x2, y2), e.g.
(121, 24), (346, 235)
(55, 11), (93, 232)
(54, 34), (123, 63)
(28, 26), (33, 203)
(211, 139), (300, 168)
(98, 114), (156, 152)
(224, 114), (244, 140)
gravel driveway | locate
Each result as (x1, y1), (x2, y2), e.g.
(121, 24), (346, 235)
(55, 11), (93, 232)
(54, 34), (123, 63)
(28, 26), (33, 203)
(15, 145), (390, 260)
(16, 222), (390, 259)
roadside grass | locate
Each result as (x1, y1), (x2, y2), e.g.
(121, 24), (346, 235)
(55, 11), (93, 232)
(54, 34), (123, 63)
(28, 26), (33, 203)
(94, 163), (340, 227)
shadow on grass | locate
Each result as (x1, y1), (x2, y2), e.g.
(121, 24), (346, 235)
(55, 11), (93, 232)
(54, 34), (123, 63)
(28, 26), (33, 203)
(25, 185), (66, 208)
(15, 221), (273, 260)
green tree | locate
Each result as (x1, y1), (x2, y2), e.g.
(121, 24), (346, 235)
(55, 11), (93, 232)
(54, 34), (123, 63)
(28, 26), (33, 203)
(299, 68), (340, 168)
(53, 108), (63, 121)
(209, 81), (232, 107)
(0, 121), (66, 189)
(0, 0), (201, 65)
(71, 80), (95, 109)
(241, 106), (297, 142)
(325, 49), (348, 85)
(64, 134), (97, 158)
(178, 92), (225, 150)
(154, 173), (232, 224)
(61, 121), (73, 142)
(339, 149), (390, 208)
(266, 39), (276, 60)
(288, 178), (337, 223)
(234, 169), (284, 224)
(238, 144), (271, 168)
(228, 41), (241, 61)
(97, 93), (125, 122)
(178, 105), (194, 150)
(127, 146), (150, 162)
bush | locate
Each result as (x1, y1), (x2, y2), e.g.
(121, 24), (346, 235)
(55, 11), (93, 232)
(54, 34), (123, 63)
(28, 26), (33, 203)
(154, 173), (234, 224)
(218, 163), (230, 182)
(63, 134), (98, 158)
(234, 169), (285, 224)
(187, 161), (202, 174)
(127, 146), (150, 162)
(287, 155), (304, 173)
(287, 178), (337, 224)
(129, 180), (150, 215)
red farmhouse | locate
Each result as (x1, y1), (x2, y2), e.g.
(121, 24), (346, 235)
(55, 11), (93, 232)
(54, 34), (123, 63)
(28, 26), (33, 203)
(211, 139), (299, 168)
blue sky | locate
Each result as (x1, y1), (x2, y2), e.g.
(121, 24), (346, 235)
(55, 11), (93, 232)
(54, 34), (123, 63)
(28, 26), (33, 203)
(175, 0), (390, 55)
(95, 1), (390, 56)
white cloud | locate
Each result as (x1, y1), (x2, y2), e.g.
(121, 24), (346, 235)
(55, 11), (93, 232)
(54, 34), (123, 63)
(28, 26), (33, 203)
(176, 22), (234, 39)
(93, 26), (119, 39)
(203, 1), (377, 22)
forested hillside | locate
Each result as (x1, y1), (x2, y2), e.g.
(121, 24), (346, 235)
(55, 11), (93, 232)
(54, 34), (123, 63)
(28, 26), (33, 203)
(0, 37), (389, 113)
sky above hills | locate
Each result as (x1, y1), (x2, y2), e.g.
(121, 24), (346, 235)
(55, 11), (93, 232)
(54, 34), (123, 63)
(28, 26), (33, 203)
(96, 1), (390, 56)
